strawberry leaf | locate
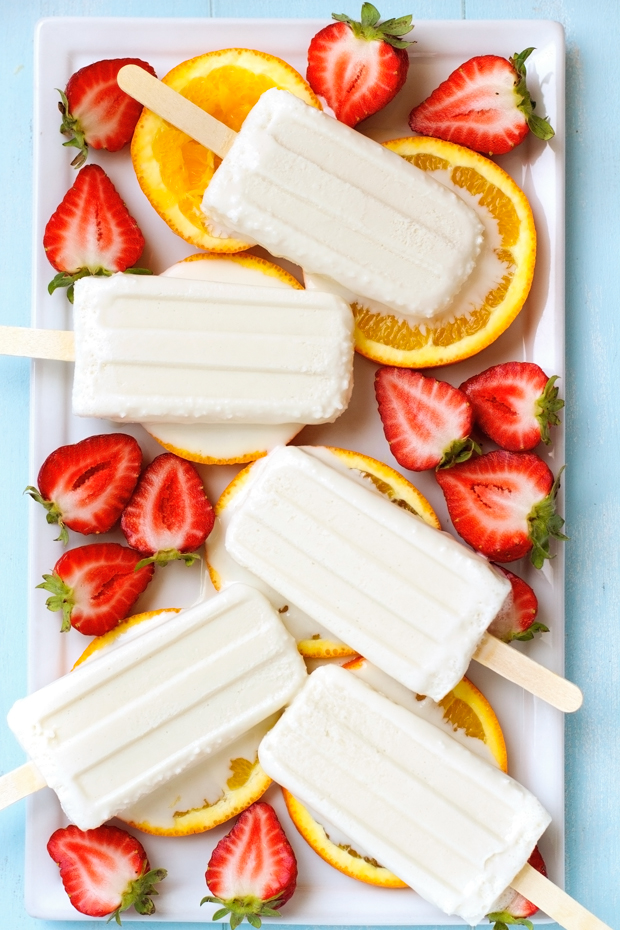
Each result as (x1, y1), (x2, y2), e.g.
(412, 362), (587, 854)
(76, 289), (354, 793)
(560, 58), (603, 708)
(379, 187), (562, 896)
(510, 48), (555, 143)
(57, 89), (89, 169)
(487, 911), (534, 930)
(135, 548), (201, 570)
(378, 14), (413, 35)
(361, 3), (380, 26)
(24, 485), (69, 544)
(534, 375), (564, 444)
(512, 619), (550, 642)
(527, 465), (568, 568)
(438, 437), (481, 470)
(36, 572), (74, 632)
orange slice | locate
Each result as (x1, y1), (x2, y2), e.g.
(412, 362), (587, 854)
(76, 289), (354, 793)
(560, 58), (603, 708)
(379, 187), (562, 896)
(145, 252), (304, 466)
(74, 609), (272, 836)
(350, 136), (536, 368)
(131, 49), (320, 251)
(206, 446), (439, 659)
(283, 661), (507, 887)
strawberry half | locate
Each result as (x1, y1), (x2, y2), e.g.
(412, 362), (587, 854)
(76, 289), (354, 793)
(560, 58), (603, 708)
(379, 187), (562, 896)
(307, 3), (413, 127)
(409, 48), (554, 156)
(120, 453), (215, 568)
(201, 801), (297, 928)
(487, 845), (547, 930)
(47, 824), (166, 922)
(38, 542), (154, 635)
(461, 361), (564, 451)
(488, 565), (548, 642)
(25, 433), (142, 545)
(59, 58), (157, 168)
(375, 366), (479, 471)
(435, 450), (567, 567)
(43, 164), (150, 302)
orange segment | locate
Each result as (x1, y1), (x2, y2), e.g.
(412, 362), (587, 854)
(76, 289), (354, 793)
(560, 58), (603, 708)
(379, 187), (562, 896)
(284, 667), (507, 887)
(131, 49), (321, 252)
(73, 608), (272, 836)
(206, 446), (439, 659)
(352, 136), (536, 368)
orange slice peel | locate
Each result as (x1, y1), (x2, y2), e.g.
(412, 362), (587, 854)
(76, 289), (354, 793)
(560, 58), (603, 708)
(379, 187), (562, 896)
(352, 136), (536, 368)
(131, 48), (320, 251)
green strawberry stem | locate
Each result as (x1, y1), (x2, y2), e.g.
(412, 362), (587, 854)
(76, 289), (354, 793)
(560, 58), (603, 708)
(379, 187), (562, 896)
(535, 375), (564, 444)
(57, 89), (89, 169)
(201, 891), (286, 929)
(36, 572), (74, 632)
(48, 267), (153, 304)
(24, 485), (69, 545)
(135, 549), (201, 570)
(512, 619), (550, 642)
(511, 48), (555, 142)
(332, 3), (414, 49)
(487, 911), (534, 930)
(438, 437), (482, 470)
(527, 465), (568, 568)
(108, 866), (167, 925)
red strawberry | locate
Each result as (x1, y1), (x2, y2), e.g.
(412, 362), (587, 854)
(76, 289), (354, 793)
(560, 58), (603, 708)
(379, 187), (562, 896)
(25, 433), (142, 545)
(460, 362), (564, 451)
(487, 845), (547, 929)
(375, 367), (479, 471)
(307, 3), (413, 127)
(435, 450), (567, 568)
(201, 801), (297, 928)
(43, 164), (150, 302)
(37, 542), (154, 635)
(409, 48), (554, 156)
(120, 453), (215, 568)
(59, 58), (157, 168)
(488, 565), (548, 642)
(47, 824), (166, 921)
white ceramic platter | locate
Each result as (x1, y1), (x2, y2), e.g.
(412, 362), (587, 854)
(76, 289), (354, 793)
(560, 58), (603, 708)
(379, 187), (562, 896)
(26, 16), (564, 923)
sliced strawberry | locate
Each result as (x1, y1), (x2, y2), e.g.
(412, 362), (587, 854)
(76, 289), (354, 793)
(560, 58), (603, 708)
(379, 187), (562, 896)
(38, 542), (154, 635)
(488, 565), (548, 642)
(307, 4), (413, 127)
(375, 367), (479, 471)
(201, 801), (297, 928)
(409, 48), (554, 156)
(25, 433), (142, 545)
(461, 362), (564, 451)
(43, 164), (150, 302)
(120, 453), (215, 568)
(487, 845), (547, 928)
(47, 824), (166, 921)
(59, 58), (157, 168)
(435, 450), (567, 567)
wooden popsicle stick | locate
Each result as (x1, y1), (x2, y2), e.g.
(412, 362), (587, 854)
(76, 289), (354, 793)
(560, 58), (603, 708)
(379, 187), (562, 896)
(0, 326), (75, 361)
(511, 862), (611, 930)
(117, 64), (237, 159)
(0, 761), (46, 809)
(473, 632), (583, 712)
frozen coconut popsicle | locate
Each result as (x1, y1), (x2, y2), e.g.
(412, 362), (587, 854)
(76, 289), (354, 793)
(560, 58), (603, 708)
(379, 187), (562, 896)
(259, 666), (608, 930)
(0, 273), (354, 426)
(117, 66), (484, 321)
(224, 445), (582, 712)
(0, 584), (306, 830)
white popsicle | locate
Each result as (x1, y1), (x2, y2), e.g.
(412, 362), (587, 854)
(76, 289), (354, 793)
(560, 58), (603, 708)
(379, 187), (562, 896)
(259, 665), (551, 925)
(72, 274), (354, 425)
(117, 66), (484, 322)
(223, 446), (582, 711)
(4, 585), (306, 830)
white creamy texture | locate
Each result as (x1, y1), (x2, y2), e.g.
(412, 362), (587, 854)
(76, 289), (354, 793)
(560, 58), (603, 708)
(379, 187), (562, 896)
(202, 88), (484, 320)
(72, 273), (354, 425)
(146, 256), (301, 460)
(225, 445), (510, 700)
(7, 584), (307, 830)
(259, 666), (551, 925)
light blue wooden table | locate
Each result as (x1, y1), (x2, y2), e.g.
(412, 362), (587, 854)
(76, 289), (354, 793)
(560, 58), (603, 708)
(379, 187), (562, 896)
(1, 0), (617, 927)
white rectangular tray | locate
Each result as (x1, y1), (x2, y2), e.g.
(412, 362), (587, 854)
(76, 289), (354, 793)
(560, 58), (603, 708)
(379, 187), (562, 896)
(26, 15), (565, 923)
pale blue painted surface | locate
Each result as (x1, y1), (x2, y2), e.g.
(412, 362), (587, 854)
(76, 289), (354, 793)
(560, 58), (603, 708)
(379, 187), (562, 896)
(0, 1), (618, 928)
